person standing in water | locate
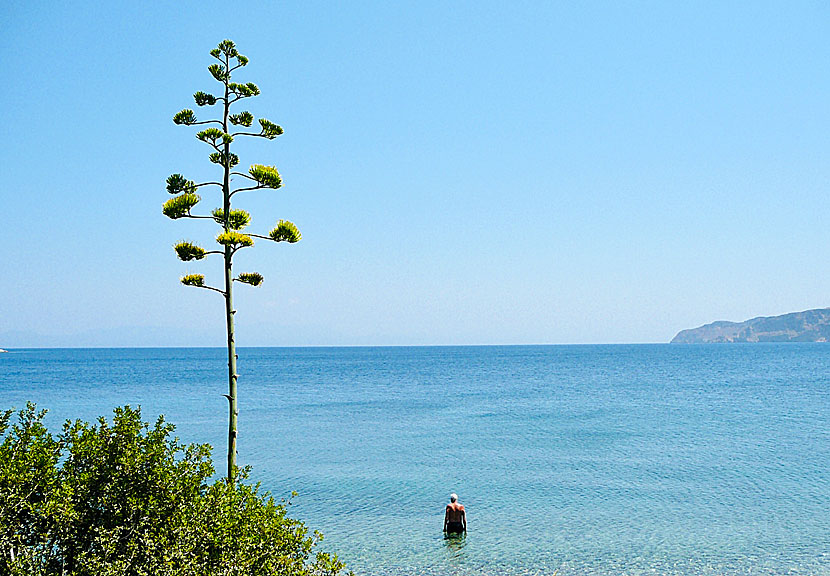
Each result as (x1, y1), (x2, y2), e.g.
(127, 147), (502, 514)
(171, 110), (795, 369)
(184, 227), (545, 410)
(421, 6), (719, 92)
(444, 493), (466, 534)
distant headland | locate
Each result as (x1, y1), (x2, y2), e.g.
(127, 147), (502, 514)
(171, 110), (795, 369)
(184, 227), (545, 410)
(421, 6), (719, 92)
(671, 308), (830, 343)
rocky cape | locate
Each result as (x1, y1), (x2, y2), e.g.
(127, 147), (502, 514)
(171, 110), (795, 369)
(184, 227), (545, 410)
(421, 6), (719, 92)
(671, 308), (830, 343)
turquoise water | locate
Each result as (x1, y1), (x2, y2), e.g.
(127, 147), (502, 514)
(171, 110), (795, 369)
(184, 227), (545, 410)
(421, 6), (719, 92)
(1, 345), (829, 575)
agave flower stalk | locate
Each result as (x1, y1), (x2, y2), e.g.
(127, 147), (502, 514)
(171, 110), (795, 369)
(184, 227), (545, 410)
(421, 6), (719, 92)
(164, 40), (301, 481)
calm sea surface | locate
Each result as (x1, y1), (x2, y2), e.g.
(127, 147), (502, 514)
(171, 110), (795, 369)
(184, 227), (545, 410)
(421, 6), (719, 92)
(1, 345), (829, 575)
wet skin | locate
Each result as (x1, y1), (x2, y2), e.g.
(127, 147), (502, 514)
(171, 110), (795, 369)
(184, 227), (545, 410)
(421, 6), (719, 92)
(444, 502), (466, 533)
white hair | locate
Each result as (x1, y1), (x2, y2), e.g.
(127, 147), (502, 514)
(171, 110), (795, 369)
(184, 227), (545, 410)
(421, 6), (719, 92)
(450, 493), (458, 502)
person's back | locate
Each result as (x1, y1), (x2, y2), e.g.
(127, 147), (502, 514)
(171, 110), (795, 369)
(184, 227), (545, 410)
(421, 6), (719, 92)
(444, 493), (466, 534)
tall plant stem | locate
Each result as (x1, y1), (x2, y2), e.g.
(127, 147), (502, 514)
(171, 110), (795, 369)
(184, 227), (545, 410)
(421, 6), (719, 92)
(222, 55), (238, 481)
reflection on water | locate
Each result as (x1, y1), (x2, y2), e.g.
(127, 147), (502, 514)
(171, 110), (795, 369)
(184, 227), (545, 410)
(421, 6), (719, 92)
(443, 530), (468, 560)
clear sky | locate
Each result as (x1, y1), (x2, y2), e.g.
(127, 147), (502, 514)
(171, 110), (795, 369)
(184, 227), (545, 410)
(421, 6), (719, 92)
(2, 1), (829, 346)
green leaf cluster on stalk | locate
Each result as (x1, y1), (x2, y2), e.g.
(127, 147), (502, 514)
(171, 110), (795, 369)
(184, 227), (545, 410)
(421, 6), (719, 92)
(0, 404), (349, 576)
(270, 220), (302, 243)
(194, 91), (217, 106)
(180, 273), (205, 287)
(174, 241), (207, 261)
(212, 208), (251, 230)
(162, 193), (200, 219)
(259, 119), (283, 139)
(216, 230), (254, 249)
(229, 111), (253, 126)
(208, 151), (239, 168)
(162, 40), (302, 481)
(173, 109), (197, 125)
(249, 165), (282, 189)
(229, 82), (260, 98)
(197, 128), (233, 146)
(237, 272), (264, 286)
(166, 174), (197, 194)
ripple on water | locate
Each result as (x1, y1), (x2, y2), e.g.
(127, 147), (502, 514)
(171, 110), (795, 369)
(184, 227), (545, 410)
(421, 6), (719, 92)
(2, 345), (830, 576)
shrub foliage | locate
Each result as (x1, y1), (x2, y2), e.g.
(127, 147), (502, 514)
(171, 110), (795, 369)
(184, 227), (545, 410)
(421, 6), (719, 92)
(0, 404), (347, 576)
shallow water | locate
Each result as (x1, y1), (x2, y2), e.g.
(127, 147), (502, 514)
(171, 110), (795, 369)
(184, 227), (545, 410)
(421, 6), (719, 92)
(2, 345), (829, 575)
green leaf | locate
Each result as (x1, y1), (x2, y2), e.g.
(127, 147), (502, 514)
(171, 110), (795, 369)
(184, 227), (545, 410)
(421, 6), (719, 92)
(196, 128), (224, 143)
(269, 220), (301, 243)
(217, 39), (238, 57)
(166, 174), (197, 195)
(173, 109), (197, 125)
(248, 165), (282, 189)
(229, 111), (253, 127)
(258, 118), (283, 139)
(216, 230), (254, 249)
(236, 272), (263, 286)
(162, 193), (200, 219)
(0, 403), (348, 576)
(209, 152), (239, 168)
(210, 48), (221, 59)
(174, 241), (207, 261)
(208, 64), (228, 82)
(212, 208), (251, 230)
(196, 128), (233, 147)
(194, 91), (217, 106)
(228, 82), (260, 98)
(237, 54), (248, 66)
(181, 273), (205, 287)
(197, 128), (232, 146)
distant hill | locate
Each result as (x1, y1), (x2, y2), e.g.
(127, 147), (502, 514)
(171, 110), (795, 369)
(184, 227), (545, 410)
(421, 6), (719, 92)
(671, 308), (830, 343)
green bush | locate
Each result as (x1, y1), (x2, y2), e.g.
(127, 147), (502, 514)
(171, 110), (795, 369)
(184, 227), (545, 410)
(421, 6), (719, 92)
(0, 404), (347, 576)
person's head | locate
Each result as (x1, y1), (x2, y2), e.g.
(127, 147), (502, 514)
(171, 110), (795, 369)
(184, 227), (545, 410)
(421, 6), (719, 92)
(450, 493), (458, 503)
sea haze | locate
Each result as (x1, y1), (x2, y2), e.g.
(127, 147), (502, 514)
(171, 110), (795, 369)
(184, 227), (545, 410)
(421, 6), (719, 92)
(2, 345), (829, 576)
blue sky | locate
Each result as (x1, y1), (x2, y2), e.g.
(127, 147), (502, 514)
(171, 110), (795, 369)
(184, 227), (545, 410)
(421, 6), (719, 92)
(2, 1), (829, 346)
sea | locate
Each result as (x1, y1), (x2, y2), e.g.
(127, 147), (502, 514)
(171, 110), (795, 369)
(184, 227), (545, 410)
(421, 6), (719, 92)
(1, 345), (829, 576)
